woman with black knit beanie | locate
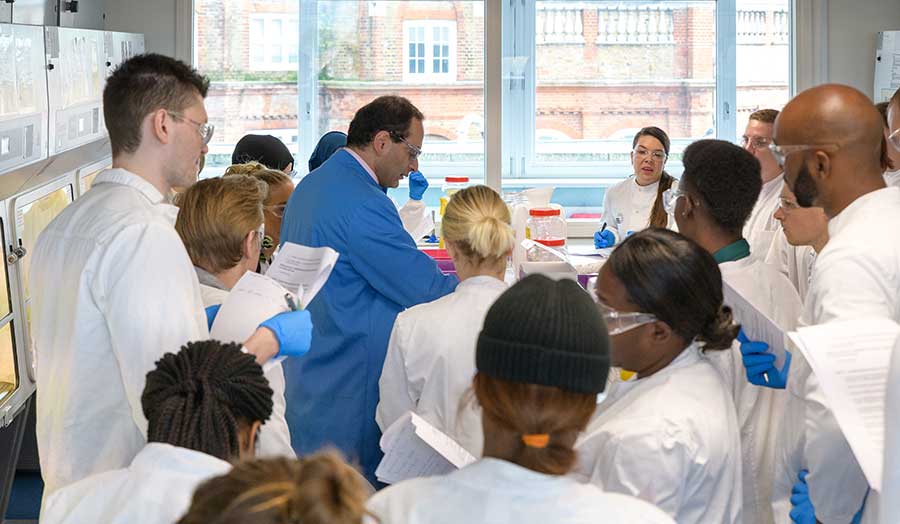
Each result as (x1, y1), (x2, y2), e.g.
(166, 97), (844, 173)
(40, 341), (273, 524)
(367, 274), (674, 524)
(575, 228), (742, 524)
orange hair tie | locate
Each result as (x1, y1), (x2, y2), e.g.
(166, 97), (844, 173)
(521, 433), (550, 448)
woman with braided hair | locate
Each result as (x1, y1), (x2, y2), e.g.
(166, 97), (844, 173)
(41, 340), (273, 524)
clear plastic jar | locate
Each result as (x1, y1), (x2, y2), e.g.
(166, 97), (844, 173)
(439, 177), (470, 248)
(526, 238), (568, 262)
(526, 207), (566, 243)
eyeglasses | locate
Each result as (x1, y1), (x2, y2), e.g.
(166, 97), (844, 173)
(633, 147), (667, 162)
(889, 128), (900, 151)
(167, 111), (214, 144)
(389, 132), (422, 159)
(740, 136), (772, 150)
(662, 187), (686, 215)
(265, 204), (287, 218)
(768, 143), (839, 167)
(596, 299), (658, 336)
(778, 197), (800, 211)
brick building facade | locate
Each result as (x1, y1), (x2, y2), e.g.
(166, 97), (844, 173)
(195, 0), (789, 156)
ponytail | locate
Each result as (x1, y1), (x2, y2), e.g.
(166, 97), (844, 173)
(698, 305), (741, 351)
(442, 185), (514, 265)
(649, 171), (675, 228)
(473, 373), (596, 476)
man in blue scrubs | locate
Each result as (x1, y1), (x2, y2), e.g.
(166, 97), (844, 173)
(280, 96), (458, 484)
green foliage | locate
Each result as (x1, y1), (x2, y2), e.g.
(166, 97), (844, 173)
(205, 70), (299, 83)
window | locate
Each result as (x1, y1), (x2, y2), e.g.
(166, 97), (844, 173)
(194, 0), (791, 221)
(403, 21), (457, 82)
(249, 14), (299, 71)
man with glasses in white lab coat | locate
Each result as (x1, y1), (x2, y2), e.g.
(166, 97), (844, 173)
(741, 109), (786, 259)
(29, 54), (313, 502)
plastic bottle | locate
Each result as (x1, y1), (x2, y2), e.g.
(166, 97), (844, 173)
(438, 176), (470, 248)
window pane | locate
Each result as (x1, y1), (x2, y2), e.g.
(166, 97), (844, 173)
(533, 1), (715, 164)
(193, 1), (300, 178)
(314, 0), (483, 199)
(736, 0), (791, 133)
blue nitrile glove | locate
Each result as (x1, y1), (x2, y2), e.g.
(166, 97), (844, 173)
(594, 229), (615, 249)
(626, 230), (635, 237)
(738, 329), (791, 389)
(259, 309), (314, 358)
(789, 470), (816, 524)
(408, 170), (428, 201)
(205, 304), (221, 330)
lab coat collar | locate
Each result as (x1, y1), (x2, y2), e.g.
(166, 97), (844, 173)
(452, 457), (572, 492)
(195, 266), (227, 291)
(341, 147), (382, 188)
(828, 186), (899, 239)
(713, 238), (751, 264)
(129, 443), (232, 477)
(93, 168), (168, 205)
(456, 275), (508, 293)
(631, 176), (660, 194)
(760, 173), (784, 200)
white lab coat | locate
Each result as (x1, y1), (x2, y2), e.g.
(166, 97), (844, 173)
(744, 175), (784, 261)
(884, 169), (900, 188)
(882, 334), (900, 524)
(574, 343), (742, 524)
(198, 281), (295, 459)
(398, 198), (434, 241)
(41, 442), (230, 524)
(30, 169), (209, 498)
(377, 275), (507, 456)
(708, 252), (802, 524)
(764, 231), (817, 302)
(367, 457), (675, 524)
(774, 187), (900, 524)
(601, 176), (677, 243)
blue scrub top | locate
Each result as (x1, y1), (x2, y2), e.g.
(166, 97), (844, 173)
(280, 150), (458, 485)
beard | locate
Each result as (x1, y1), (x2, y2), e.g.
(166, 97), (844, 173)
(792, 163), (819, 208)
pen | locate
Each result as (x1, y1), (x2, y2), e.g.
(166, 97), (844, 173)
(600, 222), (607, 235)
(284, 293), (298, 312)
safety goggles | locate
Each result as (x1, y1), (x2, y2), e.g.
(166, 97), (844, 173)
(389, 131), (422, 159)
(596, 299), (658, 336)
(167, 111), (214, 144)
(265, 203), (287, 218)
(889, 128), (900, 151)
(778, 197), (800, 211)
(767, 143), (839, 167)
(662, 187), (686, 215)
(633, 147), (667, 162)
(740, 135), (772, 150)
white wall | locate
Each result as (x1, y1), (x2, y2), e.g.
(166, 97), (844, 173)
(827, 0), (900, 98)
(103, 0), (179, 59)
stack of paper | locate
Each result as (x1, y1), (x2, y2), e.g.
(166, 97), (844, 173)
(375, 412), (477, 485)
(265, 242), (339, 309)
(787, 318), (900, 491)
(210, 272), (293, 345)
(723, 281), (788, 369)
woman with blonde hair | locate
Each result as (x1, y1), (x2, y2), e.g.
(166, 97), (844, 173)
(224, 161), (294, 268)
(175, 175), (294, 458)
(178, 451), (371, 524)
(377, 184), (513, 456)
(369, 275), (673, 523)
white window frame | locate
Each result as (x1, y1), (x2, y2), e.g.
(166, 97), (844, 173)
(402, 20), (457, 84)
(295, 0), (792, 189)
(249, 13), (299, 71)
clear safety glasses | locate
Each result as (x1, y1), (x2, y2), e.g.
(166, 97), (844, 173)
(167, 111), (215, 144)
(633, 147), (667, 162)
(389, 131), (422, 159)
(890, 128), (900, 151)
(596, 299), (658, 336)
(767, 143), (839, 167)
(662, 187), (686, 215)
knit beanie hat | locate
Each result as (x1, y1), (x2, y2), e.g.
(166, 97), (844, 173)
(231, 134), (295, 172)
(476, 274), (610, 394)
